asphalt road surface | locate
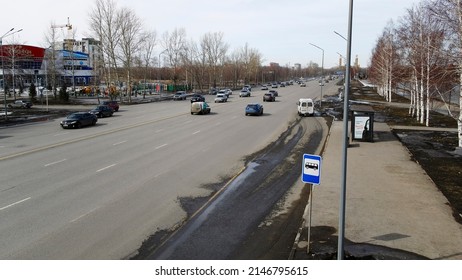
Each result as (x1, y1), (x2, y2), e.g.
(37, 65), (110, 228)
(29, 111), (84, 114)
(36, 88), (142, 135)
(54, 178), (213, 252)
(0, 79), (336, 259)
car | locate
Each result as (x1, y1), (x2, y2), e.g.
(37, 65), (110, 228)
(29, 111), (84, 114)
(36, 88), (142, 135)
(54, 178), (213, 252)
(89, 105), (114, 118)
(271, 83), (278, 88)
(102, 100), (119, 112)
(269, 89), (278, 96)
(214, 93), (228, 103)
(300, 83), (306, 87)
(239, 89), (251, 97)
(243, 85), (252, 91)
(190, 94), (206, 103)
(191, 101), (211, 115)
(261, 85), (268, 90)
(263, 93), (276, 102)
(245, 103), (264, 116)
(218, 89), (230, 97)
(173, 91), (187, 100)
(60, 112), (97, 129)
(7, 100), (32, 109)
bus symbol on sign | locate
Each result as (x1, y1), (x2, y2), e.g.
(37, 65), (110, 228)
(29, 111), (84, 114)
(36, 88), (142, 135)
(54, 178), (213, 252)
(302, 154), (322, 185)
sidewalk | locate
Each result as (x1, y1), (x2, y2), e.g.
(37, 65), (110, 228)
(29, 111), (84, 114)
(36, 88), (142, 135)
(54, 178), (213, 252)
(293, 120), (462, 259)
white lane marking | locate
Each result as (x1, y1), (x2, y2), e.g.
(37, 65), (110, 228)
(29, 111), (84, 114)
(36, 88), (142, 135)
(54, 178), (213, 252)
(113, 140), (127, 146)
(44, 159), (67, 167)
(54, 132), (69, 136)
(96, 164), (116, 173)
(155, 144), (168, 150)
(70, 207), (99, 223)
(192, 130), (201, 135)
(0, 197), (31, 211)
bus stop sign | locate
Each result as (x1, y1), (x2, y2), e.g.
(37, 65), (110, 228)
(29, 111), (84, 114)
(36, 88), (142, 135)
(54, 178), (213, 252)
(302, 154), (322, 185)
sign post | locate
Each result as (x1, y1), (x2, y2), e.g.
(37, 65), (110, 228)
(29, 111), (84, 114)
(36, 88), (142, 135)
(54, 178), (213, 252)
(302, 154), (322, 254)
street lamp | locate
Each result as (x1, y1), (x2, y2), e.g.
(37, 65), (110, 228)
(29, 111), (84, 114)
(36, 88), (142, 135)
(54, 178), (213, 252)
(157, 49), (167, 92)
(1, 28), (23, 120)
(309, 43), (324, 107)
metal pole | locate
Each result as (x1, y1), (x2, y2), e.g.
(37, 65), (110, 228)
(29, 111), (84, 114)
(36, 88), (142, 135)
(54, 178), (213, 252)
(1, 28), (15, 120)
(338, 0), (354, 260)
(309, 43), (324, 107)
(307, 184), (313, 254)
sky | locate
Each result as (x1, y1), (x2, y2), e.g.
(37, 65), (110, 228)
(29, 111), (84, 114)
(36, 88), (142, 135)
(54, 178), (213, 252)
(2, 0), (422, 69)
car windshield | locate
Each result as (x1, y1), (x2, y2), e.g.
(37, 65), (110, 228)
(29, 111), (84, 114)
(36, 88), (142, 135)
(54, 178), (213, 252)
(67, 113), (83, 119)
(247, 104), (258, 110)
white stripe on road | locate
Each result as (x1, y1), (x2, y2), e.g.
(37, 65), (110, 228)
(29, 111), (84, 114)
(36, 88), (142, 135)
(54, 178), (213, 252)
(96, 164), (116, 173)
(44, 159), (67, 167)
(113, 140), (127, 146)
(155, 144), (168, 150)
(192, 130), (201, 135)
(0, 197), (31, 211)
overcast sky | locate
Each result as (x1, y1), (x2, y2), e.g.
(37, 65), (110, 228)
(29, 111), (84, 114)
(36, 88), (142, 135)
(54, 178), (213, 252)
(2, 0), (421, 69)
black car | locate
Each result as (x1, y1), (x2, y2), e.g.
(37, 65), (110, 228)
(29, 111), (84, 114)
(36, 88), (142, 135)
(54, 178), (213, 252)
(60, 112), (97, 129)
(190, 94), (205, 103)
(102, 100), (119, 112)
(89, 105), (114, 118)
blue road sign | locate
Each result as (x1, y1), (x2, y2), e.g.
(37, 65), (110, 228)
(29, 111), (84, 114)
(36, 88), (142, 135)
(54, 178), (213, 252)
(302, 154), (322, 185)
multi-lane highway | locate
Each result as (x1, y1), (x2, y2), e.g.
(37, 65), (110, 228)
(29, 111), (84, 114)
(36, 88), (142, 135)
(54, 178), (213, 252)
(0, 79), (337, 259)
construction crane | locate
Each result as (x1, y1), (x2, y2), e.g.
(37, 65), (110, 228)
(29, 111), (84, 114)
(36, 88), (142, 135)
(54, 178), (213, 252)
(51, 17), (73, 50)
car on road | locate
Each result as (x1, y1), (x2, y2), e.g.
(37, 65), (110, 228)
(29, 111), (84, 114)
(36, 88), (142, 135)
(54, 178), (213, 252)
(218, 89), (231, 97)
(271, 83), (278, 88)
(102, 100), (119, 112)
(8, 100), (32, 109)
(239, 89), (251, 97)
(297, 98), (314, 116)
(173, 91), (187, 100)
(269, 89), (278, 96)
(60, 112), (97, 129)
(214, 93), (228, 103)
(300, 83), (306, 87)
(190, 94), (206, 103)
(89, 105), (114, 118)
(191, 101), (211, 115)
(261, 85), (268, 90)
(245, 103), (264, 116)
(263, 93), (276, 102)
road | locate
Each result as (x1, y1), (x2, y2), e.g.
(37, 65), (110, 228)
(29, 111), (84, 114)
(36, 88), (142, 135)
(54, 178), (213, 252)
(0, 80), (337, 259)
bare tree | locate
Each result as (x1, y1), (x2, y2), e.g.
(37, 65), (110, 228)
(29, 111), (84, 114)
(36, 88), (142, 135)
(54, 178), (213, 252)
(140, 30), (157, 92)
(200, 32), (229, 88)
(161, 28), (187, 88)
(117, 6), (145, 103)
(88, 0), (121, 99)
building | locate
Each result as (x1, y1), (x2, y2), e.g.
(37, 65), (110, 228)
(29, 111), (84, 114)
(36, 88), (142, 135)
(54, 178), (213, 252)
(0, 38), (101, 93)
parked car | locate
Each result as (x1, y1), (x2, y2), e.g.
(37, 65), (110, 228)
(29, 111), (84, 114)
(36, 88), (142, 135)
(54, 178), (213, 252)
(191, 101), (211, 115)
(102, 100), (119, 112)
(89, 105), (114, 118)
(269, 89), (278, 96)
(239, 89), (251, 97)
(190, 94), (206, 103)
(60, 112), (97, 129)
(263, 93), (276, 102)
(214, 93), (228, 103)
(245, 103), (264, 116)
(8, 100), (32, 109)
(173, 91), (187, 100)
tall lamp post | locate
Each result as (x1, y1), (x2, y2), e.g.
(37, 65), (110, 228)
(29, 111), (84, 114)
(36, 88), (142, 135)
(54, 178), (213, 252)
(157, 49), (167, 93)
(309, 43), (324, 107)
(336, 0), (354, 260)
(1, 28), (23, 120)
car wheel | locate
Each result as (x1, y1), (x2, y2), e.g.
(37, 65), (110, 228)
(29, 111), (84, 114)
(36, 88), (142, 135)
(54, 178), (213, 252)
(76, 122), (82, 129)
(92, 120), (97, 126)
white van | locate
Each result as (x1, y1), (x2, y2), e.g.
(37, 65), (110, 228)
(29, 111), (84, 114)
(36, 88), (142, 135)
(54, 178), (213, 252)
(297, 98), (314, 116)
(191, 102), (211, 115)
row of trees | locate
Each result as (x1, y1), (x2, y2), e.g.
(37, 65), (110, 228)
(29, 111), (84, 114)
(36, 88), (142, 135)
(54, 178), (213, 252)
(368, 0), (462, 147)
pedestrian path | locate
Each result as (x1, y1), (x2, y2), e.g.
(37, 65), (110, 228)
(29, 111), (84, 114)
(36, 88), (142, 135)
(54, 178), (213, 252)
(293, 120), (462, 259)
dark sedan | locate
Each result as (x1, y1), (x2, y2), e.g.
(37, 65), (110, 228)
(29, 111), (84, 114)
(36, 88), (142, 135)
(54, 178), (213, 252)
(245, 103), (264, 116)
(190, 94), (205, 103)
(263, 93), (276, 102)
(60, 112), (97, 129)
(89, 105), (114, 118)
(102, 100), (119, 112)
